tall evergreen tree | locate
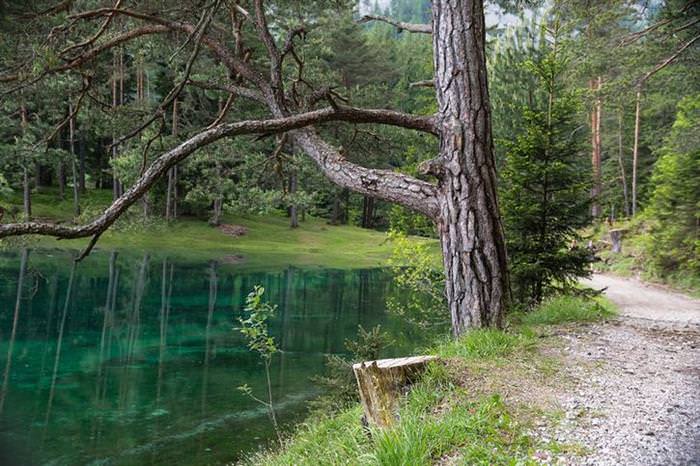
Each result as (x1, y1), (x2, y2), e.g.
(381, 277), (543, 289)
(501, 24), (592, 306)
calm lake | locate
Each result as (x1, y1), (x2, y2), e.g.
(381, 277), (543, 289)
(0, 249), (428, 465)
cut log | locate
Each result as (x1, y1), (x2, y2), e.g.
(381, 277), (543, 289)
(610, 229), (625, 254)
(353, 355), (438, 429)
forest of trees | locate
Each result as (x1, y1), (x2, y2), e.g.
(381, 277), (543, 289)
(0, 0), (698, 331)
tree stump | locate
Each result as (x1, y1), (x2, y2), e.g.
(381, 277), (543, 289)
(609, 229), (625, 254)
(353, 355), (438, 429)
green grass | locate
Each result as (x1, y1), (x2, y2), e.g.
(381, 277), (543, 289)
(246, 295), (613, 465)
(517, 295), (616, 326)
(245, 364), (537, 466)
(1, 187), (438, 269)
(432, 329), (536, 360)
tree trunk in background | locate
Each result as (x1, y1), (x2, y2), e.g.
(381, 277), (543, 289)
(57, 161), (65, 199)
(22, 167), (31, 221)
(361, 196), (375, 228)
(78, 132), (86, 193)
(69, 103), (80, 218)
(111, 51), (121, 201)
(20, 103), (31, 221)
(631, 87), (641, 216)
(432, 0), (510, 334)
(166, 100), (179, 221)
(590, 77), (602, 218)
(617, 109), (630, 217)
(289, 172), (298, 228)
(210, 198), (223, 226)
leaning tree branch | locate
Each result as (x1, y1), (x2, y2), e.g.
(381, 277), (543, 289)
(291, 129), (438, 218)
(358, 14), (432, 34)
(187, 79), (265, 102)
(60, 0), (124, 59)
(637, 33), (700, 87)
(0, 106), (438, 240)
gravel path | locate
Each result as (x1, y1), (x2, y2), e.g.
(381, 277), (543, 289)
(552, 275), (700, 465)
(581, 274), (700, 326)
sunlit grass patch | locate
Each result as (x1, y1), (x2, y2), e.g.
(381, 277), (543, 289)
(433, 328), (536, 360)
(518, 295), (616, 326)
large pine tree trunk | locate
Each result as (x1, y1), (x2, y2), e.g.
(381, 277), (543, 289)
(432, 0), (509, 333)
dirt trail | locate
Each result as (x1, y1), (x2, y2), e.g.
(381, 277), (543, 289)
(582, 274), (700, 326)
(547, 274), (700, 465)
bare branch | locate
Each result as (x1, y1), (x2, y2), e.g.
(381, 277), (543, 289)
(409, 79), (435, 88)
(291, 129), (439, 218)
(358, 14), (431, 34)
(638, 33), (700, 87)
(187, 79), (265, 102)
(60, 0), (124, 59)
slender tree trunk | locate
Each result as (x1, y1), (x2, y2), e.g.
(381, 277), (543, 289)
(289, 172), (298, 228)
(590, 77), (603, 218)
(22, 167), (31, 221)
(19, 103), (31, 221)
(361, 196), (375, 229)
(57, 161), (65, 200)
(78, 131), (86, 193)
(69, 103), (80, 218)
(432, 0), (510, 334)
(617, 108), (630, 217)
(166, 100), (179, 221)
(631, 87), (641, 216)
(112, 51), (120, 200)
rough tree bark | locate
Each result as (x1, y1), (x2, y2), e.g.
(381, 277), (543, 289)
(431, 0), (510, 333)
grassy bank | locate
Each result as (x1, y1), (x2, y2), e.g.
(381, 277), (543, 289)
(1, 188), (437, 269)
(244, 296), (616, 465)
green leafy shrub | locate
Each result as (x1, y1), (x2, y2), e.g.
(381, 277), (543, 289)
(642, 94), (700, 276)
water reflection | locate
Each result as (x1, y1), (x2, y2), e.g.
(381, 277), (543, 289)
(0, 250), (424, 465)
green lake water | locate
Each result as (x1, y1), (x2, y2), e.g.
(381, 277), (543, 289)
(0, 249), (427, 465)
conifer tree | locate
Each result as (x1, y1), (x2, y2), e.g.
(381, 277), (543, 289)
(501, 24), (593, 307)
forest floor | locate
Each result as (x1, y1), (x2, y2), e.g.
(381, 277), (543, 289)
(1, 188), (438, 269)
(539, 274), (700, 465)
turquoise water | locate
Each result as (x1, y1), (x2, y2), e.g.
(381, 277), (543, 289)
(0, 249), (426, 465)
